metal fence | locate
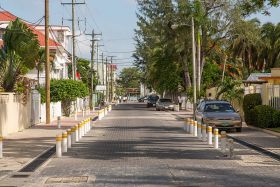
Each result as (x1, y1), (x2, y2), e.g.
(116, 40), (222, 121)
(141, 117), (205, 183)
(268, 84), (280, 110)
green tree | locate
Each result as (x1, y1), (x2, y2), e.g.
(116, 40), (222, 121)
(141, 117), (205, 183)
(0, 18), (40, 91)
(68, 58), (98, 89)
(118, 67), (142, 89)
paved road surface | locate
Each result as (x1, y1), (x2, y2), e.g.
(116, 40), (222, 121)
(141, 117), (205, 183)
(1, 103), (280, 187)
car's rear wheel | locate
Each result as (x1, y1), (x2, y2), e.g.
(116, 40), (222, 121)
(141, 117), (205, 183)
(236, 127), (242, 132)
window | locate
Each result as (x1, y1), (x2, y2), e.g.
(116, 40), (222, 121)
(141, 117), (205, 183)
(204, 103), (235, 113)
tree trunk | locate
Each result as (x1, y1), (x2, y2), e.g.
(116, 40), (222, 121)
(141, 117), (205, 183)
(181, 53), (192, 89)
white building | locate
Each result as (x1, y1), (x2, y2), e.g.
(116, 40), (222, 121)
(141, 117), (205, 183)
(0, 11), (72, 85)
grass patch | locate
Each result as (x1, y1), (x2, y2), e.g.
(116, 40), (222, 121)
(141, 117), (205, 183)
(267, 127), (280, 133)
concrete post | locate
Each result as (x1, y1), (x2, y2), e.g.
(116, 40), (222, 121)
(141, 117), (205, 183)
(81, 122), (84, 137)
(0, 136), (3, 158)
(75, 124), (79, 142)
(190, 119), (193, 134)
(71, 127), (76, 144)
(207, 126), (212, 145)
(56, 135), (62, 157)
(193, 121), (197, 137)
(57, 116), (61, 129)
(186, 118), (190, 133)
(67, 129), (72, 148)
(197, 122), (202, 139)
(228, 139), (234, 158)
(62, 132), (67, 153)
(78, 123), (82, 139)
(221, 131), (227, 153)
(202, 124), (207, 142)
(214, 128), (219, 149)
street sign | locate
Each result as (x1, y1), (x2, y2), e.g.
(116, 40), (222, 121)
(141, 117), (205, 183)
(96, 85), (106, 91)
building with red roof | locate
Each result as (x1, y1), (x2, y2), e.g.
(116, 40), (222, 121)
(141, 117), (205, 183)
(0, 10), (73, 84)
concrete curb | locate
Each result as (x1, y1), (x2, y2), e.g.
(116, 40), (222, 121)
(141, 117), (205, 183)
(247, 125), (280, 137)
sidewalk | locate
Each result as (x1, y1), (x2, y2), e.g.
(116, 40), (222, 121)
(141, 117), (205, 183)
(0, 110), (97, 180)
(171, 110), (280, 157)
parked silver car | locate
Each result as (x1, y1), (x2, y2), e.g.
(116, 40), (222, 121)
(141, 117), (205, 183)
(195, 100), (242, 132)
(156, 98), (174, 111)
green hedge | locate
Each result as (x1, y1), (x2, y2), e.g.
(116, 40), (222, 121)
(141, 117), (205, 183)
(272, 110), (280, 128)
(252, 105), (275, 128)
(243, 93), (262, 125)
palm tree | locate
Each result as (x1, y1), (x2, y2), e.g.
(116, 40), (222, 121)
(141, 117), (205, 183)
(260, 23), (280, 69)
(0, 18), (39, 92)
(229, 19), (263, 75)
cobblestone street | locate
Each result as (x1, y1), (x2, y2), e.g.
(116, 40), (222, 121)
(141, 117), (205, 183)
(2, 103), (280, 187)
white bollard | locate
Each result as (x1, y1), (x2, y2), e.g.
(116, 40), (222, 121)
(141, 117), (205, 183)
(207, 126), (213, 145)
(214, 129), (219, 149)
(82, 109), (85, 117)
(74, 111), (77, 120)
(193, 121), (197, 137)
(62, 132), (67, 153)
(75, 124), (79, 142)
(183, 119), (187, 131)
(0, 136), (3, 158)
(56, 135), (62, 157)
(221, 131), (227, 153)
(57, 116), (61, 129)
(67, 129), (72, 148)
(81, 122), (85, 136)
(197, 122), (202, 139)
(105, 108), (108, 115)
(87, 119), (90, 133)
(186, 118), (190, 133)
(202, 124), (207, 142)
(85, 120), (88, 133)
(71, 127), (76, 144)
(190, 119), (193, 134)
(78, 123), (82, 139)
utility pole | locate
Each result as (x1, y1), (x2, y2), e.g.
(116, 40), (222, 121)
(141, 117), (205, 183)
(105, 57), (109, 102)
(45, 0), (50, 124)
(101, 53), (105, 99)
(95, 43), (104, 83)
(191, 17), (197, 119)
(108, 56), (115, 102)
(197, 26), (201, 96)
(86, 30), (101, 111)
(61, 0), (85, 80)
(61, 0), (85, 119)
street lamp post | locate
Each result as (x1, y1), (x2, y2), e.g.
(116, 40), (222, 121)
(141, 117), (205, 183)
(172, 17), (197, 119)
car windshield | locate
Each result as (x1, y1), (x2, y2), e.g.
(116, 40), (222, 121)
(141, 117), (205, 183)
(148, 95), (159, 101)
(204, 103), (235, 113)
(159, 99), (172, 103)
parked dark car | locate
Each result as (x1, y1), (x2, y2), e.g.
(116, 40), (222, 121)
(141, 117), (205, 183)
(138, 96), (148, 102)
(147, 95), (159, 107)
(195, 100), (242, 132)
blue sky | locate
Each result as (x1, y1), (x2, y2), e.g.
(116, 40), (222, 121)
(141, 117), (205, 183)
(0, 0), (279, 71)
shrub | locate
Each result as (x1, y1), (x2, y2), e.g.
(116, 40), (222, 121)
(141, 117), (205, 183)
(38, 79), (89, 116)
(272, 110), (280, 128)
(252, 105), (275, 128)
(243, 93), (262, 125)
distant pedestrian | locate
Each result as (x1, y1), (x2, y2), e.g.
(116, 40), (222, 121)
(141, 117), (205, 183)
(178, 95), (183, 110)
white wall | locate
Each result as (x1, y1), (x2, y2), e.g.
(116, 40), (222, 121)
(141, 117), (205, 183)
(40, 102), (62, 123)
(0, 93), (32, 136)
